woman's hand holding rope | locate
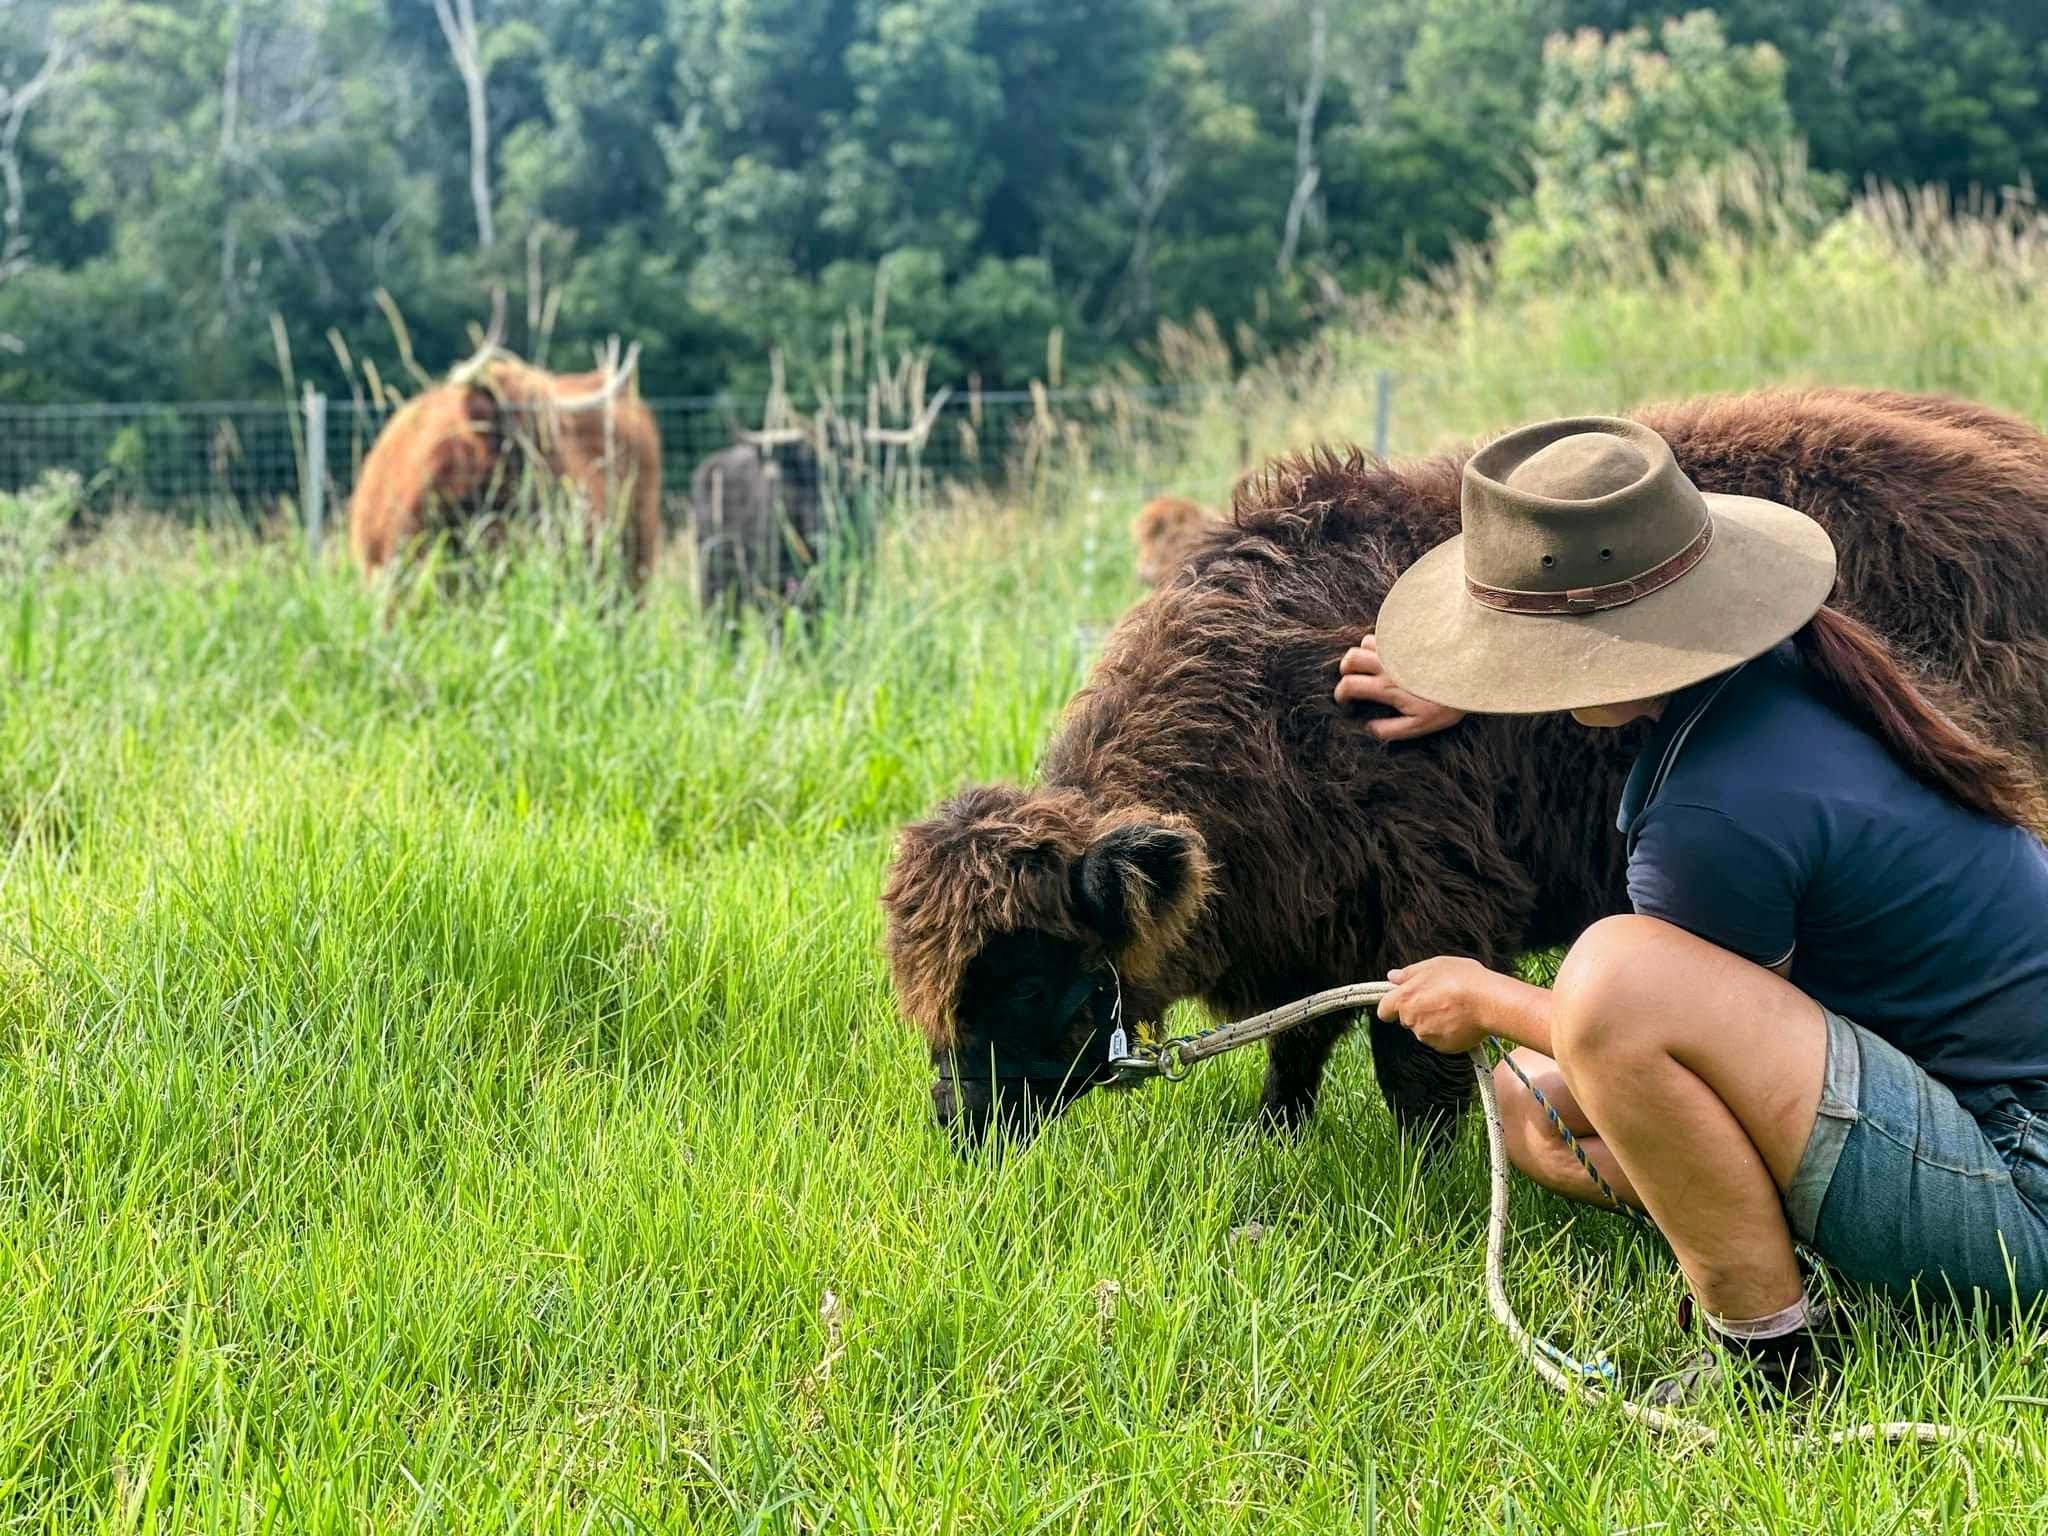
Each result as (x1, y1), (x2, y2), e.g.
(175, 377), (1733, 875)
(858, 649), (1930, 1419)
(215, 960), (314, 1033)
(1378, 956), (1557, 1056)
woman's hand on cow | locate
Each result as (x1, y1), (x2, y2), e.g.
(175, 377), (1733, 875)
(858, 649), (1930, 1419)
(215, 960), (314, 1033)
(1334, 634), (1467, 741)
(1377, 956), (1514, 1055)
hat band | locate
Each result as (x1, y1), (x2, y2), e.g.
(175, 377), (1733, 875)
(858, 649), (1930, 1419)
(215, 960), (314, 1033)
(1465, 518), (1713, 616)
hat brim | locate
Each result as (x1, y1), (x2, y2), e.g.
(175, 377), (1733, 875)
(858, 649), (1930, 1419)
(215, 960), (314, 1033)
(1375, 495), (1837, 715)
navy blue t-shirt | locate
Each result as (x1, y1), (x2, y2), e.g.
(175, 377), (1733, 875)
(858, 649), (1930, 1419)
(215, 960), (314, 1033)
(1619, 643), (2048, 1094)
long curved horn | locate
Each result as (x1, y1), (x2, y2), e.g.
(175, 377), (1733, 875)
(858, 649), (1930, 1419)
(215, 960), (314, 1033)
(446, 286), (510, 387)
(554, 338), (643, 414)
(863, 386), (953, 448)
(738, 427), (809, 448)
(446, 346), (504, 389)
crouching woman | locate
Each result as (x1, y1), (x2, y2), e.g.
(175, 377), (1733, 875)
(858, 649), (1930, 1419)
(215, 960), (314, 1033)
(1338, 415), (2048, 1403)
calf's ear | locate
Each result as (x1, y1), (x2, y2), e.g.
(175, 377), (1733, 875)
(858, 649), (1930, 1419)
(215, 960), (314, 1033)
(1070, 822), (1209, 958)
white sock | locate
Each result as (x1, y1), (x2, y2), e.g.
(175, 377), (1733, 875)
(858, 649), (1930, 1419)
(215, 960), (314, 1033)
(1707, 1290), (1821, 1342)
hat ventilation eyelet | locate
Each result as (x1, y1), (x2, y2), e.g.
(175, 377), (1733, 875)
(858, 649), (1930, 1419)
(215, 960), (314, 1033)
(1540, 554), (1555, 568)
(1599, 547), (1613, 561)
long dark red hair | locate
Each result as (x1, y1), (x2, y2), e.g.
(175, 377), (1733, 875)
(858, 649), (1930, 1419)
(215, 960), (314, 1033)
(1792, 606), (2047, 830)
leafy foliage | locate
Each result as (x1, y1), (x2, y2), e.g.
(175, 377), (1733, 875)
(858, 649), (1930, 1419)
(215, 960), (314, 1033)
(1495, 11), (1837, 283)
(0, 1), (2039, 404)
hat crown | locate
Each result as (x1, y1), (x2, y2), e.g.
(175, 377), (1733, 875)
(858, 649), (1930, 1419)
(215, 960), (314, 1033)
(1461, 417), (1709, 600)
(1505, 432), (1649, 500)
(1372, 410), (1840, 716)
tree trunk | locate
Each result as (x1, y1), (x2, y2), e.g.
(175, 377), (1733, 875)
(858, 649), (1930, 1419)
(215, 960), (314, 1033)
(0, 30), (68, 283)
(1276, 0), (1328, 278)
(219, 4), (244, 314)
(1112, 118), (1177, 336)
(433, 0), (495, 253)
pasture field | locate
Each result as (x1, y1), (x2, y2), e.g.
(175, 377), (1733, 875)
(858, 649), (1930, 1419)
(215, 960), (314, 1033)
(9, 205), (2048, 1529)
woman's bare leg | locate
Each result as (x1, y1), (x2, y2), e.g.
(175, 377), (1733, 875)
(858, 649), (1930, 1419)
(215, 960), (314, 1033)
(1549, 915), (1827, 1322)
(1492, 1049), (1645, 1211)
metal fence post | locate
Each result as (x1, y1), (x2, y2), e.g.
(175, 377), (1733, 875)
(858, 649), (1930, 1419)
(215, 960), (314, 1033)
(1372, 369), (1393, 460)
(302, 385), (327, 560)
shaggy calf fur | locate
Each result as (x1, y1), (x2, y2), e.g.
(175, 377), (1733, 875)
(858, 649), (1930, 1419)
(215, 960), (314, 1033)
(689, 439), (830, 615)
(883, 388), (2048, 1146)
(349, 354), (662, 590)
(1132, 496), (1216, 586)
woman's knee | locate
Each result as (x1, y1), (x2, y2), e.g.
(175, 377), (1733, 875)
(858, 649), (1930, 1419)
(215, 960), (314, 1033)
(1552, 914), (1684, 1073)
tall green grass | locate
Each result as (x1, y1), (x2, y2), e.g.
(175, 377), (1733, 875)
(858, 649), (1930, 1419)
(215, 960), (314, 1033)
(6, 185), (2048, 1528)
(1151, 176), (2048, 509)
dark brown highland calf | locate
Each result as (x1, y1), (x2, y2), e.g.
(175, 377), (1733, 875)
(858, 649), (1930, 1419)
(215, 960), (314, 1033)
(882, 388), (2048, 1145)
(690, 437), (826, 614)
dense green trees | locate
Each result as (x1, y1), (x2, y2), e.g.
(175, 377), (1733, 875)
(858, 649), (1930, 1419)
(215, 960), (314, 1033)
(0, 1), (2039, 404)
(1495, 11), (1825, 283)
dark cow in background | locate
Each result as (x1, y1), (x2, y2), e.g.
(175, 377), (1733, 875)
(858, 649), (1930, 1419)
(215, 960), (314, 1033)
(689, 436), (830, 616)
(882, 388), (2048, 1146)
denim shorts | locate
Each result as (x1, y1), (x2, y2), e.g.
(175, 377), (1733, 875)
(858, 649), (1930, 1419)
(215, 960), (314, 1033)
(1788, 1008), (2048, 1308)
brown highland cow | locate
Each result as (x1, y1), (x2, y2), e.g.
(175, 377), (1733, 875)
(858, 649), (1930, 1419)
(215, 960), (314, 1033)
(883, 388), (2048, 1146)
(1132, 495), (1216, 586)
(349, 335), (662, 589)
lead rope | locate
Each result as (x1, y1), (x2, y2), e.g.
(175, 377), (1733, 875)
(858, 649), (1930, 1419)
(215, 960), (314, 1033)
(1113, 981), (2014, 1475)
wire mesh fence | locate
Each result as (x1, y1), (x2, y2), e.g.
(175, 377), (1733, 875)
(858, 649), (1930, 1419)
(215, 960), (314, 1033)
(0, 381), (1242, 542)
(5, 346), (2046, 545)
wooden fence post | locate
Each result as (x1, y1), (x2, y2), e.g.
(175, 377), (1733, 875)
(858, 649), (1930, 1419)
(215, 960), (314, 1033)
(302, 385), (328, 561)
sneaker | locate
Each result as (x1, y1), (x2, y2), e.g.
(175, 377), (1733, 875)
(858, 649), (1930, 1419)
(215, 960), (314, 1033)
(1647, 1301), (1835, 1408)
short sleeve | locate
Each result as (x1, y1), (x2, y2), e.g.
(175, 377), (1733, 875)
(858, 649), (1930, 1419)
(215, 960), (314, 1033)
(1626, 800), (1802, 968)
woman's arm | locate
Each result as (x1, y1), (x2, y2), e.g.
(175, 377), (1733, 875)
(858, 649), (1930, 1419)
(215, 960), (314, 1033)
(1376, 956), (1556, 1056)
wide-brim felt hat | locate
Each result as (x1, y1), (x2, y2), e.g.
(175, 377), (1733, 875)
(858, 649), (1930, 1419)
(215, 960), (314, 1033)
(1375, 415), (1837, 715)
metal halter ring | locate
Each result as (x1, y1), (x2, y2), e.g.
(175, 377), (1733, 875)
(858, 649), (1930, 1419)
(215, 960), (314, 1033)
(1156, 1041), (1191, 1081)
(1104, 1044), (1161, 1084)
